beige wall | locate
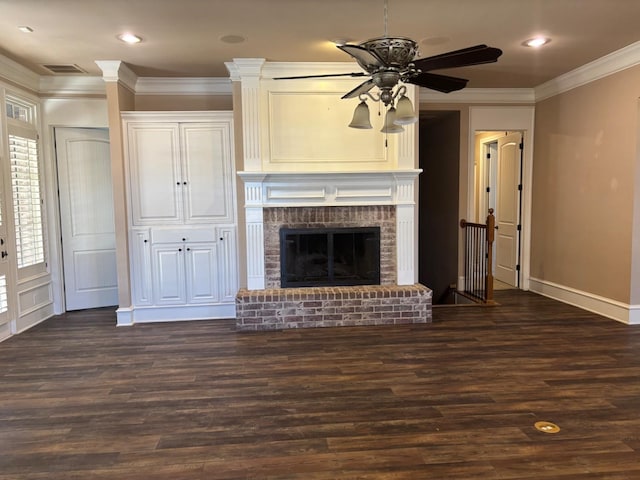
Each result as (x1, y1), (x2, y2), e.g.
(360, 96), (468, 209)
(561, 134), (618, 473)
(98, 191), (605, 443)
(134, 95), (232, 111)
(532, 65), (640, 304)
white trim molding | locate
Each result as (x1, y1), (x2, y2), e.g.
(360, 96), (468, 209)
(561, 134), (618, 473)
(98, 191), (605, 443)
(535, 40), (640, 101)
(0, 54), (40, 92)
(529, 277), (640, 325)
(95, 60), (138, 91)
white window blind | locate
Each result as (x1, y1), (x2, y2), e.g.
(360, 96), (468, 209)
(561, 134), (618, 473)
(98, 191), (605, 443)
(9, 134), (45, 269)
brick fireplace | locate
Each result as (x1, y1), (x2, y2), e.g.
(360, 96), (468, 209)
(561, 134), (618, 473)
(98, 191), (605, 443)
(235, 171), (432, 330)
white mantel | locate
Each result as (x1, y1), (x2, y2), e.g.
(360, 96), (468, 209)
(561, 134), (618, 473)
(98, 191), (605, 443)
(239, 170), (420, 290)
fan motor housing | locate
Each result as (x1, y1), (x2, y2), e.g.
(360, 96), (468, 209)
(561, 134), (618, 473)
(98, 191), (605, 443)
(361, 37), (419, 67)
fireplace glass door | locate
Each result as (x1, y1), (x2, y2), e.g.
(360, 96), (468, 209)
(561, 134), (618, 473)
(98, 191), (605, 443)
(280, 227), (380, 288)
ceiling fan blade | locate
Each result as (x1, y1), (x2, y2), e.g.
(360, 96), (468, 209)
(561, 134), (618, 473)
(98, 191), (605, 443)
(274, 72), (367, 80)
(338, 44), (383, 71)
(413, 44), (502, 72)
(341, 79), (376, 99)
(407, 72), (469, 93)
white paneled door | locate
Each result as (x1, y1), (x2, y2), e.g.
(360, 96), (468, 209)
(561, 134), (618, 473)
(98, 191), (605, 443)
(494, 131), (523, 287)
(55, 128), (118, 310)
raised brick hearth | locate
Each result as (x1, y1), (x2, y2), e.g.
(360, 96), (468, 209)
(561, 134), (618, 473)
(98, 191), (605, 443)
(236, 284), (432, 331)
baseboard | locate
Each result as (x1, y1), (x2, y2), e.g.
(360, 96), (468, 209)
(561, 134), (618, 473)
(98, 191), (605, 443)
(116, 307), (134, 327)
(118, 303), (236, 325)
(529, 277), (639, 325)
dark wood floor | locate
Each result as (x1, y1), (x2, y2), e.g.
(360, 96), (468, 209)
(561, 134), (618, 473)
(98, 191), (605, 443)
(2, 290), (640, 479)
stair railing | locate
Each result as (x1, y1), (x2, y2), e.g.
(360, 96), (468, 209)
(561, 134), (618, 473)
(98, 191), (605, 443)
(459, 209), (495, 303)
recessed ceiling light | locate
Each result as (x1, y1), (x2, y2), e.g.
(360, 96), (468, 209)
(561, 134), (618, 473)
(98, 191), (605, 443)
(523, 36), (551, 48)
(18, 26), (34, 33)
(118, 33), (142, 44)
(220, 34), (245, 44)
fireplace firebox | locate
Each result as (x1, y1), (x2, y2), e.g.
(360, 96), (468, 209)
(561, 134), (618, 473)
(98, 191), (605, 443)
(280, 227), (380, 288)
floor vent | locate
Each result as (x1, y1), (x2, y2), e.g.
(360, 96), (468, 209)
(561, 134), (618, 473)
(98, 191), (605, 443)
(42, 64), (86, 74)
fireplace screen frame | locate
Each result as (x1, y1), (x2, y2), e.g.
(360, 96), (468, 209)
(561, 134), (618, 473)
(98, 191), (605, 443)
(279, 226), (381, 288)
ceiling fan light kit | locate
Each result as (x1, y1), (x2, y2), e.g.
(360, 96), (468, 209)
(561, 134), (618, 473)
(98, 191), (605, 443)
(275, 0), (502, 133)
(348, 100), (374, 129)
(381, 106), (405, 134)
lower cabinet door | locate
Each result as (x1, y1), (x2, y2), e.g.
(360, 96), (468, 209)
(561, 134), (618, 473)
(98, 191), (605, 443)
(152, 245), (187, 305)
(131, 229), (153, 305)
(185, 243), (220, 304)
(217, 227), (238, 302)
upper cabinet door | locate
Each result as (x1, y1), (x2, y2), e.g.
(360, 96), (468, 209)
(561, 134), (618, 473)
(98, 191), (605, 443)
(127, 123), (182, 225)
(181, 123), (234, 224)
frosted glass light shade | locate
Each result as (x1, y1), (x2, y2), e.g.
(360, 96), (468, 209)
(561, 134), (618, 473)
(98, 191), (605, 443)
(380, 107), (404, 134)
(348, 101), (373, 129)
(394, 95), (418, 125)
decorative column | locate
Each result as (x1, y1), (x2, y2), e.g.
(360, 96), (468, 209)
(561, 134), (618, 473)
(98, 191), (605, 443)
(238, 173), (267, 289)
(225, 58), (265, 172)
(95, 60), (137, 326)
(394, 172), (418, 285)
(226, 59), (267, 289)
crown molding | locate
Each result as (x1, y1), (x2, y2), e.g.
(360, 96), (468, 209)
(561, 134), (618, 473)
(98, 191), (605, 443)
(39, 75), (105, 96)
(535, 40), (640, 101)
(225, 58), (267, 81)
(0, 54), (40, 92)
(419, 88), (535, 104)
(135, 77), (232, 95)
(94, 60), (138, 92)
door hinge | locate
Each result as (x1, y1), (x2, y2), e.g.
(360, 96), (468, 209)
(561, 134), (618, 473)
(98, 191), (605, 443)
(486, 186), (490, 193)
(518, 184), (523, 191)
(486, 153), (491, 159)
(519, 141), (524, 150)
(516, 264), (521, 271)
(517, 225), (521, 231)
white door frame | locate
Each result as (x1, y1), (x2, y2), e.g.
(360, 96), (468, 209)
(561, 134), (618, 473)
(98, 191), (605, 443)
(466, 106), (535, 291)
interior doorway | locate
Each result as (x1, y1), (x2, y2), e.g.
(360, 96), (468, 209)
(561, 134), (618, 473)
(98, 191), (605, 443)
(54, 127), (118, 310)
(476, 131), (524, 289)
(418, 110), (460, 304)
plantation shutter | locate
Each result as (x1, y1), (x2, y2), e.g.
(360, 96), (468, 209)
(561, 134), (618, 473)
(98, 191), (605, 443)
(9, 132), (45, 269)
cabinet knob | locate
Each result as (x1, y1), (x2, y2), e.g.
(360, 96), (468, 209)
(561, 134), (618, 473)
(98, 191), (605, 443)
(143, 239), (148, 243)
(0, 238), (4, 245)
(182, 238), (186, 241)
(1, 251), (7, 259)
(186, 247), (191, 251)
(219, 237), (223, 241)
(183, 182), (187, 185)
(176, 182), (181, 186)
(178, 248), (182, 252)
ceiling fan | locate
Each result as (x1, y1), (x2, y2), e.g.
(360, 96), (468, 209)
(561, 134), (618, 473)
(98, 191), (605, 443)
(274, 0), (502, 131)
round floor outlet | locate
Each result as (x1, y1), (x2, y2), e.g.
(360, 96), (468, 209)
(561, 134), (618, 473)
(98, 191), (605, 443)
(534, 421), (560, 434)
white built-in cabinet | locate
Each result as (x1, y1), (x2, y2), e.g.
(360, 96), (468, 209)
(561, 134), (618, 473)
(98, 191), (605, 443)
(123, 112), (238, 323)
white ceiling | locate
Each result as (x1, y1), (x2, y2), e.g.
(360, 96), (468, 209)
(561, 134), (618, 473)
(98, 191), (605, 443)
(1, 0), (640, 88)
